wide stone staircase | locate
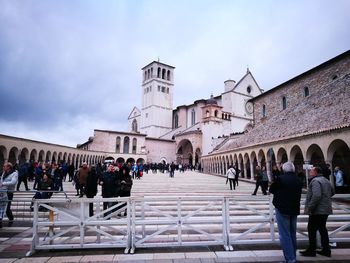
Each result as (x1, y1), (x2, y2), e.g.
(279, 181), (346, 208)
(1, 170), (350, 262)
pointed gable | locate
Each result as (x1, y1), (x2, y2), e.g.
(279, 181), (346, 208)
(128, 106), (141, 120)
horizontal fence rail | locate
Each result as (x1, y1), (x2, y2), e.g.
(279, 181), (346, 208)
(18, 194), (350, 255)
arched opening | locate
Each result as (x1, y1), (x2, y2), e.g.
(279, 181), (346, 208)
(116, 136), (121, 153)
(157, 67), (161, 78)
(191, 109), (195, 125)
(0, 146), (6, 171)
(137, 158), (145, 164)
(126, 158), (135, 165)
(117, 157), (125, 164)
(306, 144), (325, 167)
(132, 119), (138, 132)
(8, 147), (19, 165)
(19, 148), (29, 165)
(162, 68), (166, 79)
(282, 96), (287, 110)
(174, 114), (179, 128)
(132, 138), (137, 154)
(176, 139), (193, 166)
(167, 70), (170, 81)
(30, 149), (37, 162)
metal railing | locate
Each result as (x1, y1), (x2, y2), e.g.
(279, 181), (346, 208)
(23, 194), (350, 256)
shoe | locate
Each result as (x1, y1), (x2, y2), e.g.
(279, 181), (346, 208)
(251, 193), (256, 195)
(26, 188), (30, 191)
(300, 249), (316, 257)
(75, 193), (80, 196)
(316, 249), (331, 257)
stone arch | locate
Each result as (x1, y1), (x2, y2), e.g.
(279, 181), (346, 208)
(52, 152), (58, 163)
(30, 149), (37, 162)
(0, 146), (7, 169)
(306, 144), (325, 167)
(327, 139), (350, 186)
(276, 147), (288, 164)
(177, 139), (193, 165)
(137, 158), (145, 164)
(290, 145), (304, 174)
(38, 150), (45, 162)
(126, 158), (135, 164)
(244, 152), (251, 179)
(257, 149), (266, 167)
(117, 157), (125, 164)
(19, 147), (29, 164)
(58, 152), (63, 163)
(9, 147), (19, 164)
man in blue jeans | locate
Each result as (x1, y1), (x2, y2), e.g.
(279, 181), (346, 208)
(269, 162), (303, 263)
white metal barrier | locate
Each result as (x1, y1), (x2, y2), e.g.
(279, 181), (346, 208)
(27, 194), (350, 255)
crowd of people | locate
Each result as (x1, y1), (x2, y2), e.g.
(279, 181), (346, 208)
(0, 159), (347, 260)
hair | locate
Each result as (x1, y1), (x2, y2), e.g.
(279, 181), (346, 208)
(5, 162), (13, 169)
(282, 161), (295, 173)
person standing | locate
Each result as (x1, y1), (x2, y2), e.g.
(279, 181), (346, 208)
(269, 162), (303, 263)
(0, 162), (18, 228)
(234, 164), (240, 187)
(86, 166), (99, 217)
(300, 166), (334, 257)
(226, 166), (236, 190)
(99, 164), (118, 218)
(118, 165), (133, 216)
(78, 162), (89, 197)
(170, 162), (176, 178)
(334, 167), (344, 193)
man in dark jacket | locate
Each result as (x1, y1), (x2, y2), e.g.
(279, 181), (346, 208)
(269, 161), (303, 263)
(300, 166), (334, 257)
(99, 164), (118, 218)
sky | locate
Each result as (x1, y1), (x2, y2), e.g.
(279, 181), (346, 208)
(0, 0), (349, 147)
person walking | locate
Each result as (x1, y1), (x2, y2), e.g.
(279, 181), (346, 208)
(226, 165), (236, 190)
(334, 166), (344, 193)
(0, 162), (18, 228)
(17, 162), (30, 191)
(269, 162), (303, 263)
(252, 165), (267, 195)
(300, 166), (334, 257)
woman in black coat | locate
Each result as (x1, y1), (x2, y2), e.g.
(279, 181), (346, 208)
(118, 165), (132, 216)
(85, 166), (98, 217)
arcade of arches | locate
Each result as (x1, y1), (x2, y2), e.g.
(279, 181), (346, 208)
(202, 129), (350, 188)
(0, 135), (146, 169)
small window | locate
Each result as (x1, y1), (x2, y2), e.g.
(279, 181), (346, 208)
(262, 104), (266, 117)
(304, 86), (309, 97)
(214, 110), (218, 117)
(247, 86), (252, 94)
(206, 110), (210, 117)
(282, 96), (287, 110)
(332, 74), (338, 80)
(158, 86), (161, 91)
(161, 86), (165, 93)
(150, 86), (152, 92)
(167, 87), (169, 94)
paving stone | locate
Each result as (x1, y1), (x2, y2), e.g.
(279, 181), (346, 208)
(46, 256), (83, 263)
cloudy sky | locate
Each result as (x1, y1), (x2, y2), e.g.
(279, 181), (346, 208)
(0, 0), (349, 147)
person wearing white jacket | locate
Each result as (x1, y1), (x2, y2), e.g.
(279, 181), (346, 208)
(0, 162), (18, 228)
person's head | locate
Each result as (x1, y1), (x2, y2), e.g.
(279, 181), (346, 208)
(282, 162), (295, 173)
(309, 166), (322, 178)
(107, 164), (114, 172)
(3, 162), (13, 173)
(255, 165), (261, 171)
(43, 173), (48, 181)
(334, 166), (340, 171)
(82, 162), (88, 168)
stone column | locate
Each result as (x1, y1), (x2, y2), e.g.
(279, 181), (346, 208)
(250, 160), (255, 181)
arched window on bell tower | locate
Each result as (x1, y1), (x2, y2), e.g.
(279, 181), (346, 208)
(162, 68), (166, 79)
(167, 70), (171, 81)
(157, 67), (161, 78)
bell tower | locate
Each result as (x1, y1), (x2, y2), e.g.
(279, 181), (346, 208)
(140, 61), (175, 137)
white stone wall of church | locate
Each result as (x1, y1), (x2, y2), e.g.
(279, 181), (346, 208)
(201, 121), (224, 155)
(145, 139), (176, 163)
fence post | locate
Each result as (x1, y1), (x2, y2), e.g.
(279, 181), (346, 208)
(269, 196), (276, 242)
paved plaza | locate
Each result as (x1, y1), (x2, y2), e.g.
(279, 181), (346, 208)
(0, 170), (349, 262)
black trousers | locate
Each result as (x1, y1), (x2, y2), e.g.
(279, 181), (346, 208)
(228, 178), (235, 190)
(6, 192), (14, 221)
(307, 214), (330, 251)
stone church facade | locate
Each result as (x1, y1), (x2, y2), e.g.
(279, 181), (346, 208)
(78, 60), (262, 166)
(202, 50), (350, 189)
